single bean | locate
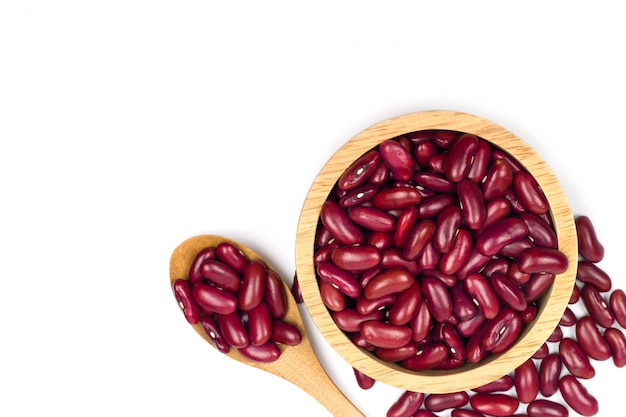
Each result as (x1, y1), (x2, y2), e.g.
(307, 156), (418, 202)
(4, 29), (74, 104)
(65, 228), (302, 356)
(434, 129), (460, 148)
(381, 248), (422, 275)
(446, 133), (479, 182)
(414, 171), (457, 194)
(518, 248), (568, 275)
(238, 260), (267, 311)
(491, 148), (524, 173)
(580, 284), (614, 328)
(481, 158), (514, 200)
(217, 311), (248, 349)
(469, 393), (519, 417)
(451, 410), (487, 417)
(434, 322), (465, 361)
(338, 183), (379, 208)
(337, 149), (380, 191)
(576, 316), (611, 361)
(424, 391), (470, 412)
(191, 282), (238, 315)
(520, 212), (558, 249)
(491, 272), (527, 312)
(559, 337), (595, 379)
(482, 257), (510, 279)
(368, 231), (394, 252)
(455, 310), (486, 338)
(331, 244), (382, 271)
(320, 279), (347, 312)
(575, 215), (604, 263)
(199, 315), (230, 353)
(372, 186), (423, 210)
(499, 238), (535, 259)
(215, 242), (248, 273)
(264, 270), (287, 319)
(247, 301), (272, 346)
(610, 289), (626, 328)
(522, 273), (555, 303)
(270, 320), (302, 346)
(464, 273), (500, 320)
(521, 303), (538, 324)
(380, 139), (415, 181)
(422, 276), (453, 322)
(455, 247), (492, 280)
(472, 375), (514, 393)
(375, 343), (418, 362)
(532, 342), (549, 359)
(317, 261), (361, 298)
(403, 219), (436, 260)
(418, 194), (457, 219)
(538, 353), (561, 397)
(467, 137), (492, 182)
(559, 307), (577, 327)
(388, 282), (422, 325)
(364, 268), (415, 299)
(200, 259), (242, 293)
(452, 282), (479, 321)
(172, 279), (201, 324)
(605, 327), (626, 367)
(394, 205), (419, 248)
(409, 299), (433, 342)
(348, 206), (397, 232)
(475, 197), (511, 236)
(504, 188), (526, 215)
(418, 242), (441, 270)
(475, 217), (528, 257)
(360, 320), (413, 349)
(314, 239), (340, 264)
(433, 204), (462, 253)
(434, 356), (464, 370)
(439, 228), (472, 275)
(353, 367), (376, 390)
(547, 326), (563, 342)
(466, 327), (488, 363)
(356, 292), (396, 315)
(386, 390), (425, 417)
(401, 342), (449, 370)
(238, 341), (281, 363)
(481, 307), (522, 353)
(422, 268), (458, 288)
(415, 139), (439, 166)
(414, 411), (438, 417)
(514, 358), (539, 403)
(367, 155), (390, 185)
(513, 171), (549, 215)
(458, 178), (487, 230)
(526, 399), (568, 417)
(189, 246), (216, 284)
(332, 308), (383, 333)
(569, 284), (580, 304)
(559, 374), (598, 416)
(577, 261), (612, 292)
(291, 272), (303, 303)
(320, 200), (364, 245)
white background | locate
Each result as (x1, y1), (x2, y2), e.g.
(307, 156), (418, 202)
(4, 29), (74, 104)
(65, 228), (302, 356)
(1, 1), (625, 416)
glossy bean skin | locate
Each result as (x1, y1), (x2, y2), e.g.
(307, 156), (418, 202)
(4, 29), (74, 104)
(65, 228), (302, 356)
(424, 391), (469, 412)
(446, 133), (479, 182)
(401, 342), (448, 370)
(337, 149), (380, 190)
(513, 171), (549, 214)
(559, 374), (598, 416)
(403, 219), (436, 260)
(394, 206), (419, 248)
(200, 259), (242, 293)
(291, 272), (303, 303)
(559, 337), (595, 379)
(514, 358), (539, 403)
(491, 272), (527, 312)
(375, 343), (418, 362)
(360, 320), (413, 349)
(215, 242), (248, 273)
(575, 215), (604, 263)
(380, 139), (415, 181)
(270, 320), (302, 346)
(331, 244), (382, 271)
(520, 212), (558, 249)
(247, 301), (272, 346)
(605, 327), (626, 367)
(191, 282), (238, 315)
(518, 248), (568, 275)
(610, 289), (626, 328)
(320, 280), (347, 312)
(469, 393), (519, 417)
(581, 285), (614, 328)
(576, 316), (611, 361)
(481, 158), (514, 200)
(451, 410), (486, 417)
(373, 186), (423, 210)
(238, 260), (267, 311)
(418, 194), (457, 219)
(433, 204), (462, 253)
(348, 206), (397, 232)
(386, 391), (425, 417)
(364, 268), (415, 299)
(409, 299), (433, 342)
(199, 315), (230, 353)
(382, 248), (422, 275)
(217, 311), (249, 349)
(526, 399), (568, 417)
(434, 323), (465, 361)
(338, 183), (379, 208)
(472, 375), (514, 393)
(452, 282), (479, 320)
(422, 276), (453, 322)
(456, 310), (486, 338)
(475, 217), (528, 257)
(538, 353), (562, 397)
(353, 367), (376, 390)
(467, 136), (491, 182)
(576, 261), (612, 292)
(188, 246), (216, 284)
(559, 307), (577, 327)
(316, 261), (361, 298)
(332, 308), (383, 333)
(481, 307), (522, 353)
(356, 292), (396, 315)
(320, 200), (364, 245)
(414, 171), (457, 194)
(458, 178), (487, 230)
(476, 197), (511, 236)
(388, 283), (422, 325)
(172, 279), (201, 324)
(439, 228), (472, 275)
(522, 273), (555, 303)
(464, 273), (500, 320)
(264, 270), (287, 319)
(456, 247), (491, 280)
(238, 342), (281, 363)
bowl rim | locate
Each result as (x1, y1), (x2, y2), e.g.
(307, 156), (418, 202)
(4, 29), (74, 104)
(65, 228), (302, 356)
(295, 109), (578, 393)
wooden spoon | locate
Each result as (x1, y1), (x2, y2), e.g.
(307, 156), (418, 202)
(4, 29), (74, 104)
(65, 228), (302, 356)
(170, 234), (365, 417)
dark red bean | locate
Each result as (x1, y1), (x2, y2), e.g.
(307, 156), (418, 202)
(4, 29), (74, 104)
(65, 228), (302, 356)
(247, 301), (272, 346)
(456, 310), (487, 338)
(191, 282), (238, 315)
(414, 171), (457, 194)
(353, 367), (376, 390)
(424, 391), (469, 412)
(491, 148), (524, 173)
(403, 219), (436, 260)
(360, 320), (413, 349)
(380, 139), (415, 181)
(317, 261), (361, 298)
(514, 358), (539, 403)
(500, 237), (535, 259)
(264, 270), (287, 319)
(337, 149), (380, 191)
(520, 212), (558, 249)
(455, 247), (491, 280)
(433, 204), (462, 253)
(409, 299), (433, 342)
(575, 215), (604, 263)
(215, 242), (248, 273)
(469, 393), (519, 417)
(238, 341), (281, 363)
(481, 307), (522, 353)
(375, 343), (418, 362)
(559, 307), (577, 327)
(291, 272), (303, 303)
(472, 374), (514, 393)
(217, 311), (248, 349)
(518, 248), (568, 275)
(200, 259), (242, 293)
(270, 320), (302, 346)
(422, 276), (453, 322)
(189, 246), (216, 284)
(446, 133), (479, 182)
(491, 272), (527, 312)
(526, 399), (568, 417)
(332, 308), (384, 333)
(418, 242), (441, 270)
(559, 337), (595, 379)
(547, 326), (563, 342)
(439, 228), (473, 275)
(576, 316), (611, 361)
(513, 171), (549, 215)
(522, 273), (555, 303)
(401, 342), (448, 370)
(465, 273), (500, 320)
(348, 206), (397, 232)
(331, 244), (382, 271)
(577, 261), (612, 292)
(415, 139), (439, 166)
(482, 158), (514, 200)
(364, 268), (415, 299)
(239, 260), (267, 311)
(320, 280), (347, 312)
(476, 197), (511, 236)
(386, 390), (424, 417)
(569, 283), (580, 304)
(356, 292), (396, 315)
(381, 248), (422, 276)
(532, 342), (549, 359)
(458, 178), (487, 230)
(475, 217), (528, 257)
(467, 137), (492, 182)
(434, 322), (465, 361)
(394, 205), (419, 248)
(451, 410), (487, 417)
(538, 353), (561, 397)
(466, 327), (488, 363)
(452, 282), (479, 320)
(314, 239), (340, 264)
(559, 374), (598, 416)
(388, 283), (422, 325)
(418, 194), (457, 219)
(521, 303), (537, 324)
(610, 289), (626, 328)
(580, 284), (614, 328)
(338, 183), (379, 208)
(320, 200), (364, 245)
(199, 315), (230, 353)
(372, 186), (423, 210)
(172, 279), (201, 324)
(605, 327), (626, 367)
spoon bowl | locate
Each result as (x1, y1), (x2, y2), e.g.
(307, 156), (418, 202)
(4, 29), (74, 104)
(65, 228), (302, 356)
(170, 234), (365, 417)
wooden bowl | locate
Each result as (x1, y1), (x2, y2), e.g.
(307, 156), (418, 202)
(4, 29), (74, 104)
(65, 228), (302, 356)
(295, 110), (578, 393)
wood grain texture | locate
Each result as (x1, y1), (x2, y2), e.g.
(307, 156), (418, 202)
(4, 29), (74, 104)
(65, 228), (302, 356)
(170, 235), (365, 417)
(295, 110), (578, 393)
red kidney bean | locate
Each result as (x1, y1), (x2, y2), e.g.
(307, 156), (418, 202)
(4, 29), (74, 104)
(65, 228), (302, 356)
(414, 171), (457, 194)
(348, 206), (397, 232)
(559, 337), (595, 379)
(200, 259), (242, 293)
(475, 217), (528, 257)
(368, 231), (394, 252)
(491, 272), (527, 312)
(434, 322), (465, 361)
(476, 197), (511, 236)
(466, 327), (488, 363)
(433, 204), (462, 253)
(330, 244), (382, 271)
(264, 270), (287, 319)
(353, 367), (376, 390)
(270, 320), (302, 346)
(520, 212), (558, 249)
(381, 248), (422, 275)
(547, 325), (563, 342)
(375, 343), (418, 362)
(238, 341), (281, 363)
(356, 292), (396, 315)
(575, 215), (604, 263)
(388, 282), (422, 325)
(364, 268), (415, 299)
(380, 139), (416, 181)
(580, 284), (614, 328)
(526, 399), (568, 417)
(338, 183), (379, 208)
(314, 239), (340, 264)
(482, 158), (514, 200)
(403, 219), (436, 260)
(605, 327), (626, 367)
(456, 310), (487, 338)
(464, 273), (500, 320)
(576, 316), (611, 361)
(458, 178), (487, 230)
(439, 228), (473, 276)
(238, 260), (267, 311)
(446, 133), (479, 182)
(317, 261), (361, 298)
(514, 358), (539, 403)
(424, 391), (470, 412)
(518, 248), (568, 275)
(368, 156), (390, 185)
(577, 261), (612, 292)
(456, 247), (492, 280)
(320, 200), (364, 245)
(360, 320), (413, 349)
(291, 272), (303, 304)
(522, 273), (555, 303)
(423, 268), (458, 288)
(402, 342), (449, 370)
(189, 246), (216, 284)
(394, 205), (419, 248)
(338, 149), (380, 191)
(482, 257), (509, 279)
(532, 342), (549, 359)
(513, 171), (549, 215)
(215, 242), (248, 273)
(481, 307), (522, 353)
(373, 186), (423, 210)
(422, 275), (453, 322)
(386, 391), (425, 417)
(452, 282), (479, 320)
(414, 411), (438, 417)
(192, 282), (238, 315)
(538, 353), (561, 397)
(409, 299), (433, 342)
(521, 303), (537, 324)
(467, 137), (492, 182)
(451, 410), (487, 417)
(199, 315), (231, 354)
(500, 237), (535, 259)
(559, 374), (598, 416)
(247, 301), (272, 346)
(320, 280), (347, 312)
(491, 148), (524, 173)
(559, 307), (577, 327)
(472, 374), (515, 393)
(333, 308), (383, 333)
(610, 289), (626, 327)
(415, 139), (439, 166)
(172, 279), (201, 324)
(569, 283), (580, 304)
(469, 393), (519, 417)
(418, 242), (441, 270)
(418, 194), (457, 218)
(217, 311), (248, 349)
(504, 188), (526, 214)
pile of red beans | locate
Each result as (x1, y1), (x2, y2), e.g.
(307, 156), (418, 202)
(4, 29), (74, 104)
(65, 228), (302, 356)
(312, 130), (569, 371)
(172, 242), (302, 363)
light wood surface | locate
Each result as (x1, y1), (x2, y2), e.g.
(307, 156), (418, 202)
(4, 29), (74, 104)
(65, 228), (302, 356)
(170, 235), (365, 417)
(295, 110), (578, 393)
